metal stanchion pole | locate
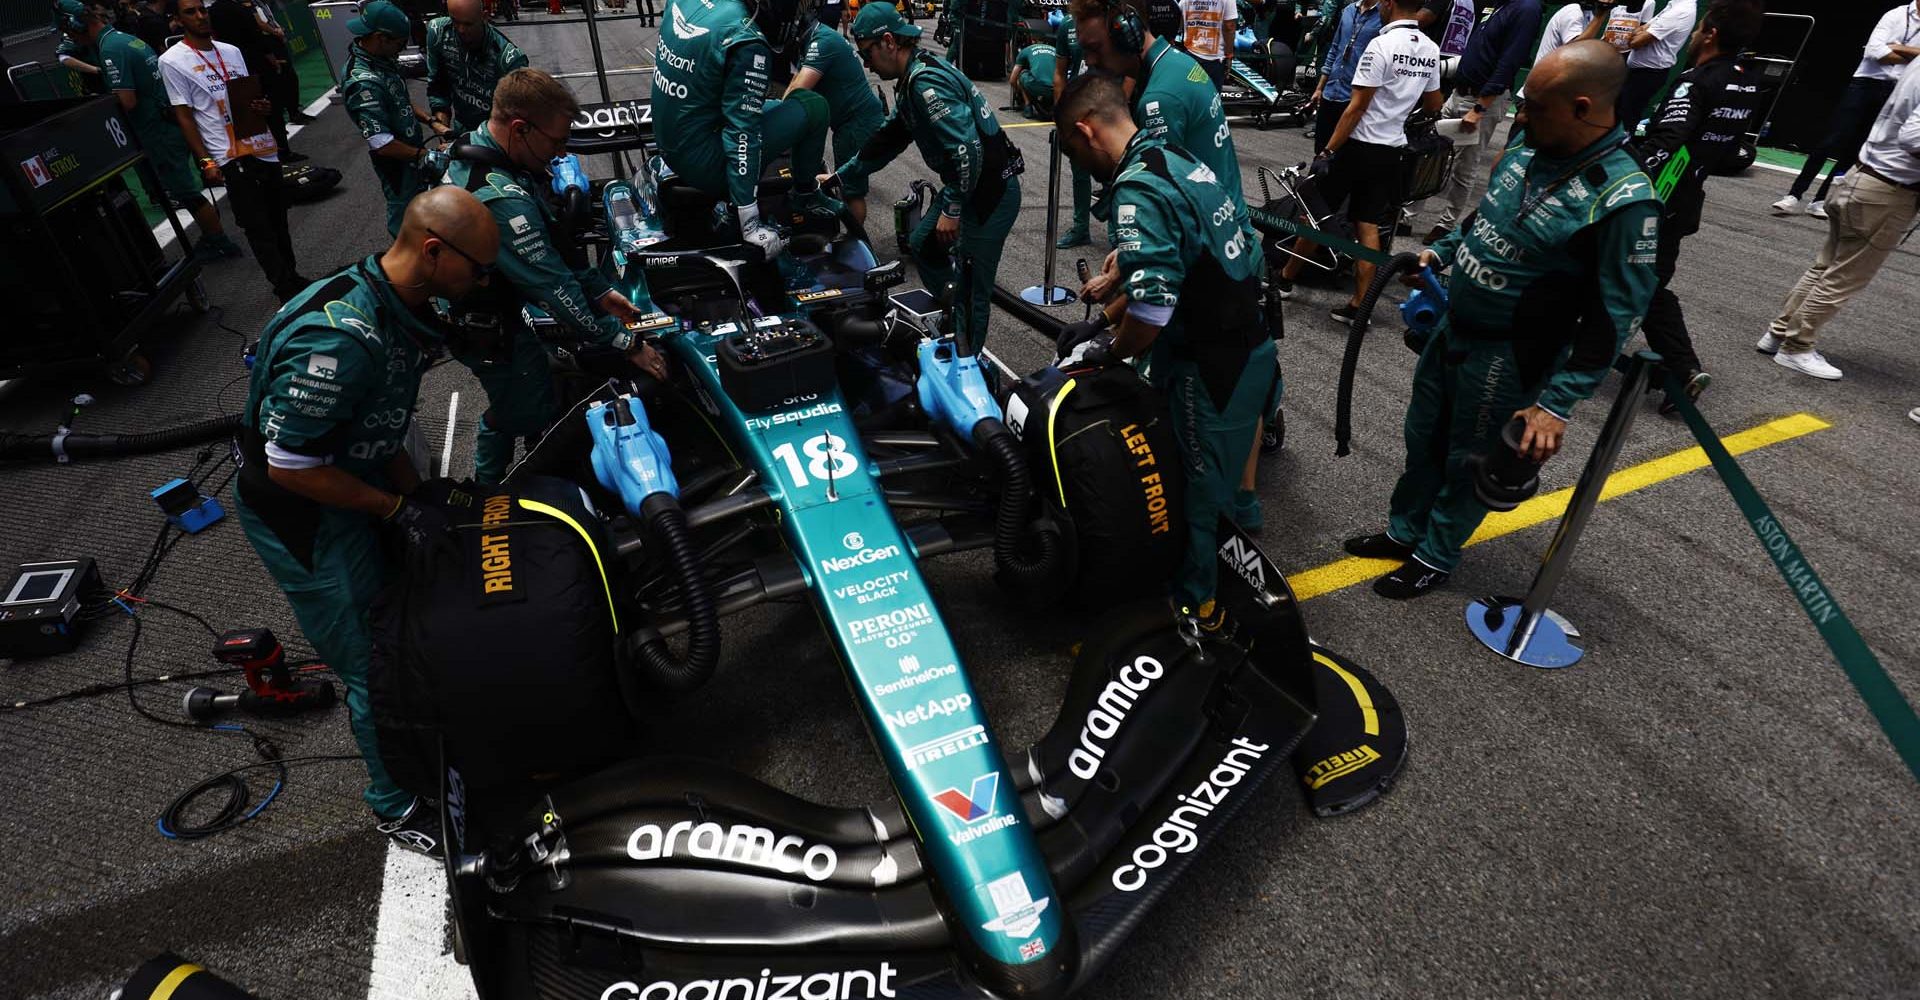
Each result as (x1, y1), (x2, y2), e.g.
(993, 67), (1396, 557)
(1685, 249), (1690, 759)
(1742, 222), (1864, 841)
(1021, 130), (1074, 306)
(581, 0), (613, 105)
(1466, 350), (1660, 669)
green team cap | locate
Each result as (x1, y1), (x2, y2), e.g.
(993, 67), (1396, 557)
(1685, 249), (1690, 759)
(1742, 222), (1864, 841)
(851, 2), (922, 41)
(348, 0), (412, 38)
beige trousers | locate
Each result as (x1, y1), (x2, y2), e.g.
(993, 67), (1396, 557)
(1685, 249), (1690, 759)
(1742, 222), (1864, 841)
(1770, 171), (1920, 354)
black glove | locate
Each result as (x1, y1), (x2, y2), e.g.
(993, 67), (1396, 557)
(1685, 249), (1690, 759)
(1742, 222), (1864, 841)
(385, 496), (452, 555)
(1309, 150), (1335, 180)
(1055, 314), (1111, 357)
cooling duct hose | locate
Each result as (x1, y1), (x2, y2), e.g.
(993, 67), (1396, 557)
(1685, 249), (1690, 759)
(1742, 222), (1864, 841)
(1335, 252), (1421, 457)
(973, 417), (1063, 587)
(991, 284), (1067, 343)
(629, 493), (722, 693)
(0, 413), (240, 463)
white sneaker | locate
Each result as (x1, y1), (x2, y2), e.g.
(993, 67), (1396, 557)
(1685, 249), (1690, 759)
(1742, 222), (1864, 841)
(1807, 200), (1828, 219)
(1770, 195), (1804, 215)
(1908, 406), (1920, 426)
(1755, 331), (1784, 354)
(1774, 349), (1842, 380)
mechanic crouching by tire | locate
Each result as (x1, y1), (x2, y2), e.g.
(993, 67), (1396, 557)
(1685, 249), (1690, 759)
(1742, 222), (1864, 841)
(235, 188), (500, 857)
(822, 3), (1023, 349)
(1343, 40), (1659, 599)
(443, 69), (668, 483)
(1056, 71), (1275, 623)
(650, 0), (840, 262)
(782, 15), (887, 226)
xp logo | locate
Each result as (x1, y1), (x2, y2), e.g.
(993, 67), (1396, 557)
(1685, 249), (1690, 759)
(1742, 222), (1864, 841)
(934, 772), (998, 823)
(843, 532), (865, 550)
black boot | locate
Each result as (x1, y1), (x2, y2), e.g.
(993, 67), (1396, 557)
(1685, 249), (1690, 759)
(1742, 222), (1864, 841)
(1343, 532), (1414, 559)
(1372, 559), (1450, 600)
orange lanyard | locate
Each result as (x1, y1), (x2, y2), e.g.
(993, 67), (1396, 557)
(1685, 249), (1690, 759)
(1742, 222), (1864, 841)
(192, 43), (233, 85)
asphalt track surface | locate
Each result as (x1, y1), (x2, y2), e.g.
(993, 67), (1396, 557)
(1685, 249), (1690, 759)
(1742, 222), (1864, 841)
(3, 13), (1919, 1000)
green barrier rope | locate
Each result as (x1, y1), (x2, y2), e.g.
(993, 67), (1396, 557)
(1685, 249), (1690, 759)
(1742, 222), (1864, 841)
(1248, 205), (1397, 269)
(1664, 375), (1920, 785)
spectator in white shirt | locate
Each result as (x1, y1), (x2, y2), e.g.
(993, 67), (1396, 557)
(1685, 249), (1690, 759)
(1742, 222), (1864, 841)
(1180, 0), (1237, 89)
(1536, 1), (1597, 66)
(1772, 1), (1920, 218)
(1614, 0), (1695, 124)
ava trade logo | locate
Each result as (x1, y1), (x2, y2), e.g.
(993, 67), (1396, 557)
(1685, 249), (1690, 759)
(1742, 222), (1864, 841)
(934, 772), (1019, 845)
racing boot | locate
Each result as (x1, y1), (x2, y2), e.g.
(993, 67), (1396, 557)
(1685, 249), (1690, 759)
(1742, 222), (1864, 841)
(1658, 370), (1711, 417)
(377, 797), (443, 859)
(1056, 227), (1091, 249)
(1343, 532), (1414, 560)
(1372, 558), (1450, 600)
(789, 186), (847, 237)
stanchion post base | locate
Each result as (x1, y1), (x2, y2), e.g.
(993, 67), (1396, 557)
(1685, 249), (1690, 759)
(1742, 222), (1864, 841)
(1020, 285), (1076, 306)
(1466, 597), (1585, 669)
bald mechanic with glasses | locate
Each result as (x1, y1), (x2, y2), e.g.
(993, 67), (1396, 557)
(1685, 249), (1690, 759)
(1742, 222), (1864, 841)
(443, 68), (667, 484)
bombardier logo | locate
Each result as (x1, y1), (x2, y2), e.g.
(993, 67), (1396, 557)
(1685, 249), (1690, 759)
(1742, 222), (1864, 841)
(820, 544), (900, 576)
(626, 819), (839, 881)
(1219, 535), (1265, 590)
(670, 6), (708, 38)
(598, 964), (899, 1000)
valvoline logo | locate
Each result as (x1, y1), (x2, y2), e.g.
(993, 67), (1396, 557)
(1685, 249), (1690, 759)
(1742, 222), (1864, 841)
(934, 773), (999, 823)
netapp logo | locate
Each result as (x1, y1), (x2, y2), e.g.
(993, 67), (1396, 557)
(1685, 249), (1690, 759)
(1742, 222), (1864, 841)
(820, 545), (900, 576)
(886, 693), (972, 729)
(1068, 655), (1165, 779)
(1111, 738), (1270, 892)
(626, 821), (838, 882)
(599, 964), (898, 1000)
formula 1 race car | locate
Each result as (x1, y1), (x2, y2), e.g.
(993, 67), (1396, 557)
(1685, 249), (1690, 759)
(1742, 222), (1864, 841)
(369, 97), (1409, 1000)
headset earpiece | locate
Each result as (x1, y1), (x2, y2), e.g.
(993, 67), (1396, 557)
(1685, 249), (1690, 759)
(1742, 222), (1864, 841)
(1108, 0), (1145, 57)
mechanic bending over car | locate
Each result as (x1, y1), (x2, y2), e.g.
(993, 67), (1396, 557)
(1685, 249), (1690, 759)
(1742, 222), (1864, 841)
(651, 0), (840, 262)
(782, 14), (887, 225)
(425, 0), (530, 133)
(1009, 39), (1061, 116)
(821, 3), (1024, 350)
(1055, 70), (1276, 622)
(1344, 40), (1659, 599)
(235, 187), (501, 859)
(343, 0), (455, 236)
(1054, 9), (1096, 248)
(443, 68), (668, 484)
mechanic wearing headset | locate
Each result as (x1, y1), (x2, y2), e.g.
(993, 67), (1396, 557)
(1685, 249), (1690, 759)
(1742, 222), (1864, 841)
(1632, 0), (1763, 411)
(782, 15), (887, 226)
(342, 0), (454, 236)
(1054, 9), (1096, 248)
(651, 0), (838, 263)
(236, 187), (500, 858)
(425, 0), (530, 134)
(1344, 41), (1658, 598)
(1009, 39), (1061, 116)
(443, 69), (667, 484)
(1055, 70), (1275, 622)
(821, 3), (1024, 350)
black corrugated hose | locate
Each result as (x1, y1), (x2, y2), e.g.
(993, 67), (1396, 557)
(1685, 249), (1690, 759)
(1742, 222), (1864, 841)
(973, 417), (1063, 588)
(0, 413), (240, 462)
(1336, 252), (1421, 457)
(629, 493), (721, 693)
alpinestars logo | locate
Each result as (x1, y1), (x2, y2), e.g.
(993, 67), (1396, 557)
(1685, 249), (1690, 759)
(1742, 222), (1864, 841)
(1219, 534), (1265, 589)
(671, 6), (708, 38)
(935, 772), (1019, 844)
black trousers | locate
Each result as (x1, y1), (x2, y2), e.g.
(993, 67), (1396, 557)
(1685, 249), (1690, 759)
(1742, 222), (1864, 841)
(1616, 66), (1670, 128)
(1642, 223), (1698, 378)
(1789, 76), (1897, 200)
(1312, 97), (1348, 154)
(224, 156), (300, 300)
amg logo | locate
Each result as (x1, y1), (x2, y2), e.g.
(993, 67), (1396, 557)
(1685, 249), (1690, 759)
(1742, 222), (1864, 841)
(479, 494), (514, 594)
(1219, 534), (1264, 590)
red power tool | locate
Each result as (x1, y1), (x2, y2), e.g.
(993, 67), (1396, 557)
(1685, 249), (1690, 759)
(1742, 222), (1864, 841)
(181, 628), (336, 722)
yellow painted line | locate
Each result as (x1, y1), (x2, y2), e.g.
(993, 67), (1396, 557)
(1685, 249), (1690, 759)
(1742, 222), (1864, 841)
(1002, 120), (1054, 128)
(1285, 412), (1833, 602)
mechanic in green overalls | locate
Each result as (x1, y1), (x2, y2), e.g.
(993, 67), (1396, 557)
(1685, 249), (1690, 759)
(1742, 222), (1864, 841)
(1008, 40), (1059, 116)
(235, 187), (499, 857)
(1056, 71), (1275, 620)
(54, 26), (106, 95)
(1053, 9), (1094, 248)
(443, 68), (668, 484)
(823, 3), (1024, 350)
(58, 0), (240, 261)
(425, 0), (529, 133)
(782, 17), (887, 225)
(651, 0), (838, 262)
(1344, 41), (1660, 599)
(343, 0), (453, 236)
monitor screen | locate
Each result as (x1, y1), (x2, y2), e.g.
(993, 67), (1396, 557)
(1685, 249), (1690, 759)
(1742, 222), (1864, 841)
(4, 568), (74, 605)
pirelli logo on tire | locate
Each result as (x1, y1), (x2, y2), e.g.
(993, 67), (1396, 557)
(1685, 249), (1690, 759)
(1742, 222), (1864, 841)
(1303, 744), (1381, 789)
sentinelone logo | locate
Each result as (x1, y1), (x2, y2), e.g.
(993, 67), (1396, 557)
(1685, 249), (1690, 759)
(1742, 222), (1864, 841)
(599, 964), (898, 1000)
(1111, 737), (1270, 892)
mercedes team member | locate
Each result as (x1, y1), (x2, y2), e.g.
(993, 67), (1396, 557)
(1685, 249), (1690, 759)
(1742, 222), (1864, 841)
(1417, 0), (1541, 243)
(445, 69), (666, 483)
(58, 0), (241, 260)
(1345, 41), (1659, 598)
(425, 0), (529, 134)
(1056, 70), (1275, 619)
(650, 0), (837, 263)
(343, 0), (454, 237)
(1305, 0), (1382, 155)
(1632, 0), (1763, 412)
(1009, 40), (1061, 115)
(236, 187), (501, 857)
(1276, 0), (1443, 324)
(783, 16), (887, 225)
(1054, 9), (1094, 248)
(822, 3), (1023, 349)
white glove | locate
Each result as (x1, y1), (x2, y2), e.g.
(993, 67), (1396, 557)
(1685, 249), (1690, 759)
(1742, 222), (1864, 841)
(737, 203), (785, 263)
